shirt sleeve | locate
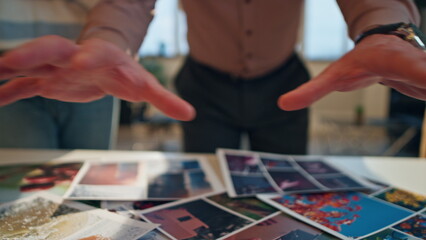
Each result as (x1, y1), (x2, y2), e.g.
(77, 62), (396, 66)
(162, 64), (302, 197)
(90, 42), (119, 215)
(336, 0), (421, 40)
(78, 0), (156, 55)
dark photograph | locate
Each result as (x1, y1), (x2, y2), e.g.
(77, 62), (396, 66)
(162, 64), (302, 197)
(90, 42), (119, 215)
(225, 154), (262, 174)
(314, 175), (364, 189)
(295, 160), (340, 175)
(268, 170), (320, 192)
(260, 157), (294, 169)
(208, 193), (278, 220)
(143, 199), (251, 240)
(231, 174), (276, 195)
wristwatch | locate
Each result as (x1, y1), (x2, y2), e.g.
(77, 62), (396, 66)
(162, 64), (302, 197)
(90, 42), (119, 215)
(355, 22), (426, 51)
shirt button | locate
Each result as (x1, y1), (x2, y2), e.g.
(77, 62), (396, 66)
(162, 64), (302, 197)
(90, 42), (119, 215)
(245, 29), (252, 36)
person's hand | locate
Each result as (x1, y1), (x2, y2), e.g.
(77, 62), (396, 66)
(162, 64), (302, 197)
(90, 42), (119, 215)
(278, 34), (426, 111)
(0, 35), (195, 121)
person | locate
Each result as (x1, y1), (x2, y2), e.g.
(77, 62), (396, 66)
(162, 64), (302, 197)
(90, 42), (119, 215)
(0, 0), (119, 149)
(0, 0), (425, 154)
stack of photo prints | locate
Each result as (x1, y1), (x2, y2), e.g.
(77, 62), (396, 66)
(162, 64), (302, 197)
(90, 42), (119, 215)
(0, 149), (424, 240)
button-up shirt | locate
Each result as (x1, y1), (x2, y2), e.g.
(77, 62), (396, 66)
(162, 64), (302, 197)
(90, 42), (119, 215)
(80, 0), (420, 78)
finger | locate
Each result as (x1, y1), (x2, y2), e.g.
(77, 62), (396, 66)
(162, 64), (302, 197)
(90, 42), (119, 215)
(106, 78), (196, 121)
(114, 69), (197, 121)
(72, 39), (196, 120)
(0, 62), (63, 80)
(0, 77), (40, 106)
(278, 68), (341, 111)
(0, 61), (17, 80)
(141, 81), (196, 121)
(75, 43), (197, 121)
(1, 35), (78, 69)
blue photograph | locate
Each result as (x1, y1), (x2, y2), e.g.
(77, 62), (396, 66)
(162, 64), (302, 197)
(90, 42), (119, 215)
(188, 171), (211, 190)
(182, 160), (201, 170)
(272, 192), (413, 239)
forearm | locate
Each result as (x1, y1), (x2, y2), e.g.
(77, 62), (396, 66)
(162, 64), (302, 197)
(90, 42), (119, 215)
(78, 0), (156, 56)
(337, 0), (421, 40)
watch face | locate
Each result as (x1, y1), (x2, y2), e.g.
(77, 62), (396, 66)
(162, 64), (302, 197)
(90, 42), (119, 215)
(396, 24), (426, 50)
(411, 35), (426, 50)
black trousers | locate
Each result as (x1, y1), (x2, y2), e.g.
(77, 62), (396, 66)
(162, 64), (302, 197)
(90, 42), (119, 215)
(175, 54), (310, 154)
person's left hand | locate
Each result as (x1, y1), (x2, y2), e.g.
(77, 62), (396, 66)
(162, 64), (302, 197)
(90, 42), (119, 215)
(278, 34), (426, 111)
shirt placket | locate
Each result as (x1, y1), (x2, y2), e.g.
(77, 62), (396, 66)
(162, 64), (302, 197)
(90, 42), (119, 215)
(240, 0), (256, 78)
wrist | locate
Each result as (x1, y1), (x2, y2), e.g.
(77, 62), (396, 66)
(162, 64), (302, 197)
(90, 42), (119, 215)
(78, 27), (134, 56)
(355, 22), (426, 51)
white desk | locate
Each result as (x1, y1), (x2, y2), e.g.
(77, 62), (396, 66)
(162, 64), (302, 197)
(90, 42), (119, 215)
(0, 148), (425, 195)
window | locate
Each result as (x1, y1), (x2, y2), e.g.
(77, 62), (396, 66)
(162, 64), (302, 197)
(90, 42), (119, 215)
(177, 215), (192, 222)
(302, 0), (353, 60)
(139, 0), (188, 57)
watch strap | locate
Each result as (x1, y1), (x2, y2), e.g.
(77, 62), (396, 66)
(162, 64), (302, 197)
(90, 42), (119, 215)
(355, 22), (426, 51)
(355, 22), (405, 44)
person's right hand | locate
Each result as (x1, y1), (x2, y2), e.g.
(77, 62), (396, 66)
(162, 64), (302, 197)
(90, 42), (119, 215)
(0, 35), (195, 121)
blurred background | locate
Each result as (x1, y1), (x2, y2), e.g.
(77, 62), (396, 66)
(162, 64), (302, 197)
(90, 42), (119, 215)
(115, 0), (426, 157)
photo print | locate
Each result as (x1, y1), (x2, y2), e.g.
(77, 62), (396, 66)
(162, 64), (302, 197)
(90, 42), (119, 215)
(392, 214), (426, 239)
(142, 199), (251, 240)
(229, 174), (276, 196)
(258, 189), (426, 240)
(207, 192), (278, 220)
(66, 155), (223, 200)
(358, 178), (391, 195)
(217, 149), (374, 197)
(223, 212), (339, 240)
(294, 160), (341, 175)
(102, 200), (172, 212)
(65, 161), (147, 200)
(138, 230), (174, 240)
(267, 170), (321, 192)
(0, 193), (158, 240)
(373, 188), (426, 212)
(146, 157), (223, 199)
(140, 191), (290, 240)
(99, 201), (175, 240)
(362, 228), (420, 240)
(141, 192), (338, 240)
(0, 160), (86, 202)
